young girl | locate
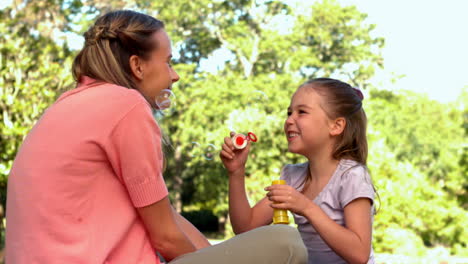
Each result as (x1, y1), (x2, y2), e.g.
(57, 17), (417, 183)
(221, 78), (376, 264)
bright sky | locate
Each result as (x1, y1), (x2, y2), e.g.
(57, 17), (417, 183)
(338, 0), (468, 103)
(204, 0), (468, 103)
(2, 0), (466, 103)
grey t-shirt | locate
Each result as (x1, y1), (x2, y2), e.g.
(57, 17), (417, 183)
(280, 159), (375, 264)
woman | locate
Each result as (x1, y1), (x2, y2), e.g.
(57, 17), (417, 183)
(5, 10), (307, 264)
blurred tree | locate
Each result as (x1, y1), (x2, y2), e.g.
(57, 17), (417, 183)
(0, 1), (76, 211)
(367, 89), (467, 255)
(1, 0), (466, 257)
(145, 0), (385, 214)
(289, 0), (384, 88)
(368, 89), (466, 201)
(158, 70), (303, 214)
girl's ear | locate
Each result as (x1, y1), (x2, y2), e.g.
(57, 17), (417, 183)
(329, 117), (346, 136)
(129, 55), (144, 80)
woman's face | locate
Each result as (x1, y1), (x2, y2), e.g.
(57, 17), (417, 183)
(136, 30), (180, 108)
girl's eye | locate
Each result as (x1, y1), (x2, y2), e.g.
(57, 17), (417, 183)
(287, 111), (292, 116)
(299, 110), (307, 114)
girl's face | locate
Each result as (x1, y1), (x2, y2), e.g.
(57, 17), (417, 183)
(136, 30), (180, 108)
(284, 86), (334, 157)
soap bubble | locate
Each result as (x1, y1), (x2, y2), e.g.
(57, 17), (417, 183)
(203, 144), (217, 160)
(189, 142), (202, 158)
(248, 90), (268, 107)
(187, 142), (218, 161)
(155, 89), (176, 110)
(253, 90), (268, 102)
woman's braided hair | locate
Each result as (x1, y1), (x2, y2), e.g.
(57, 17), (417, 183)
(72, 10), (164, 90)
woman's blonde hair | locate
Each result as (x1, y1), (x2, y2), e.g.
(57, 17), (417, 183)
(72, 10), (164, 89)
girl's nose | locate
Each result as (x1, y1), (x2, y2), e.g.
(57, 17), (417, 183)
(285, 114), (295, 125)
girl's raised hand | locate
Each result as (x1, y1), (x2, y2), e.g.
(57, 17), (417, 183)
(265, 184), (311, 216)
(220, 132), (251, 174)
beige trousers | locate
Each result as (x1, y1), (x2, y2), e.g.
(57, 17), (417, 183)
(169, 225), (308, 264)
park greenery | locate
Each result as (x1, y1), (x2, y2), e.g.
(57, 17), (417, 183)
(0, 0), (466, 258)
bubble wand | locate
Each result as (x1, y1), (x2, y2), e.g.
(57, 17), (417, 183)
(231, 132), (258, 149)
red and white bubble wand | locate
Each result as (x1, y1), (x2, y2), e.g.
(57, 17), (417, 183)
(231, 132), (258, 149)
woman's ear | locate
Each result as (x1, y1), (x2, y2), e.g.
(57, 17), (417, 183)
(329, 117), (346, 136)
(129, 55), (144, 80)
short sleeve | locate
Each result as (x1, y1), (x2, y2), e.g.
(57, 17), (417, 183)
(107, 102), (168, 208)
(338, 165), (375, 208)
(279, 165), (291, 185)
(280, 163), (308, 191)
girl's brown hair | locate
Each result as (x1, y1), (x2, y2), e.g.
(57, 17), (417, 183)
(72, 10), (164, 89)
(302, 78), (368, 165)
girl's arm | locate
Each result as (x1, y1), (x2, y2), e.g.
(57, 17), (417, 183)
(228, 169), (273, 234)
(302, 198), (372, 264)
(171, 207), (211, 249)
(267, 185), (372, 264)
(220, 133), (273, 234)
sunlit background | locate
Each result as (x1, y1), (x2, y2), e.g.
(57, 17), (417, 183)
(0, 0), (466, 263)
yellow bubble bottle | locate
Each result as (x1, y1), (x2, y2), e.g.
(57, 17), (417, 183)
(272, 179), (290, 224)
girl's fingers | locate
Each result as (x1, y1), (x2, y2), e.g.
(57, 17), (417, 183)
(221, 144), (234, 155)
(223, 137), (234, 150)
(265, 185), (291, 191)
(270, 203), (288, 209)
(220, 150), (233, 159)
(268, 195), (290, 203)
(267, 191), (291, 200)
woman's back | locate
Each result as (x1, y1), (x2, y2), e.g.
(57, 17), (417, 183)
(6, 78), (167, 263)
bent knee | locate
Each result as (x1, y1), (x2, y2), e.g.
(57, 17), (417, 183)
(255, 225), (308, 263)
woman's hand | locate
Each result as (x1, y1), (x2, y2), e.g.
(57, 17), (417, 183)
(265, 184), (312, 216)
(220, 132), (251, 174)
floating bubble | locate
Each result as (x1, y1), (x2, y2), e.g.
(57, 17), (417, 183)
(189, 142), (202, 158)
(187, 142), (218, 161)
(253, 90), (268, 102)
(247, 90), (268, 107)
(155, 89), (176, 110)
(204, 144), (217, 161)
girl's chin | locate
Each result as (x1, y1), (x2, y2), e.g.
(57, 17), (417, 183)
(287, 146), (302, 155)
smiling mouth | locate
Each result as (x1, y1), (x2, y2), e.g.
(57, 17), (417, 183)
(287, 132), (300, 139)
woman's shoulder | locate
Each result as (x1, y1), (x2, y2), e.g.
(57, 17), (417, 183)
(77, 76), (145, 100)
(57, 78), (153, 127)
(98, 82), (146, 102)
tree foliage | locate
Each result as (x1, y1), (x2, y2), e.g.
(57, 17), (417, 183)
(0, 0), (466, 257)
(366, 89), (467, 255)
(0, 3), (75, 207)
